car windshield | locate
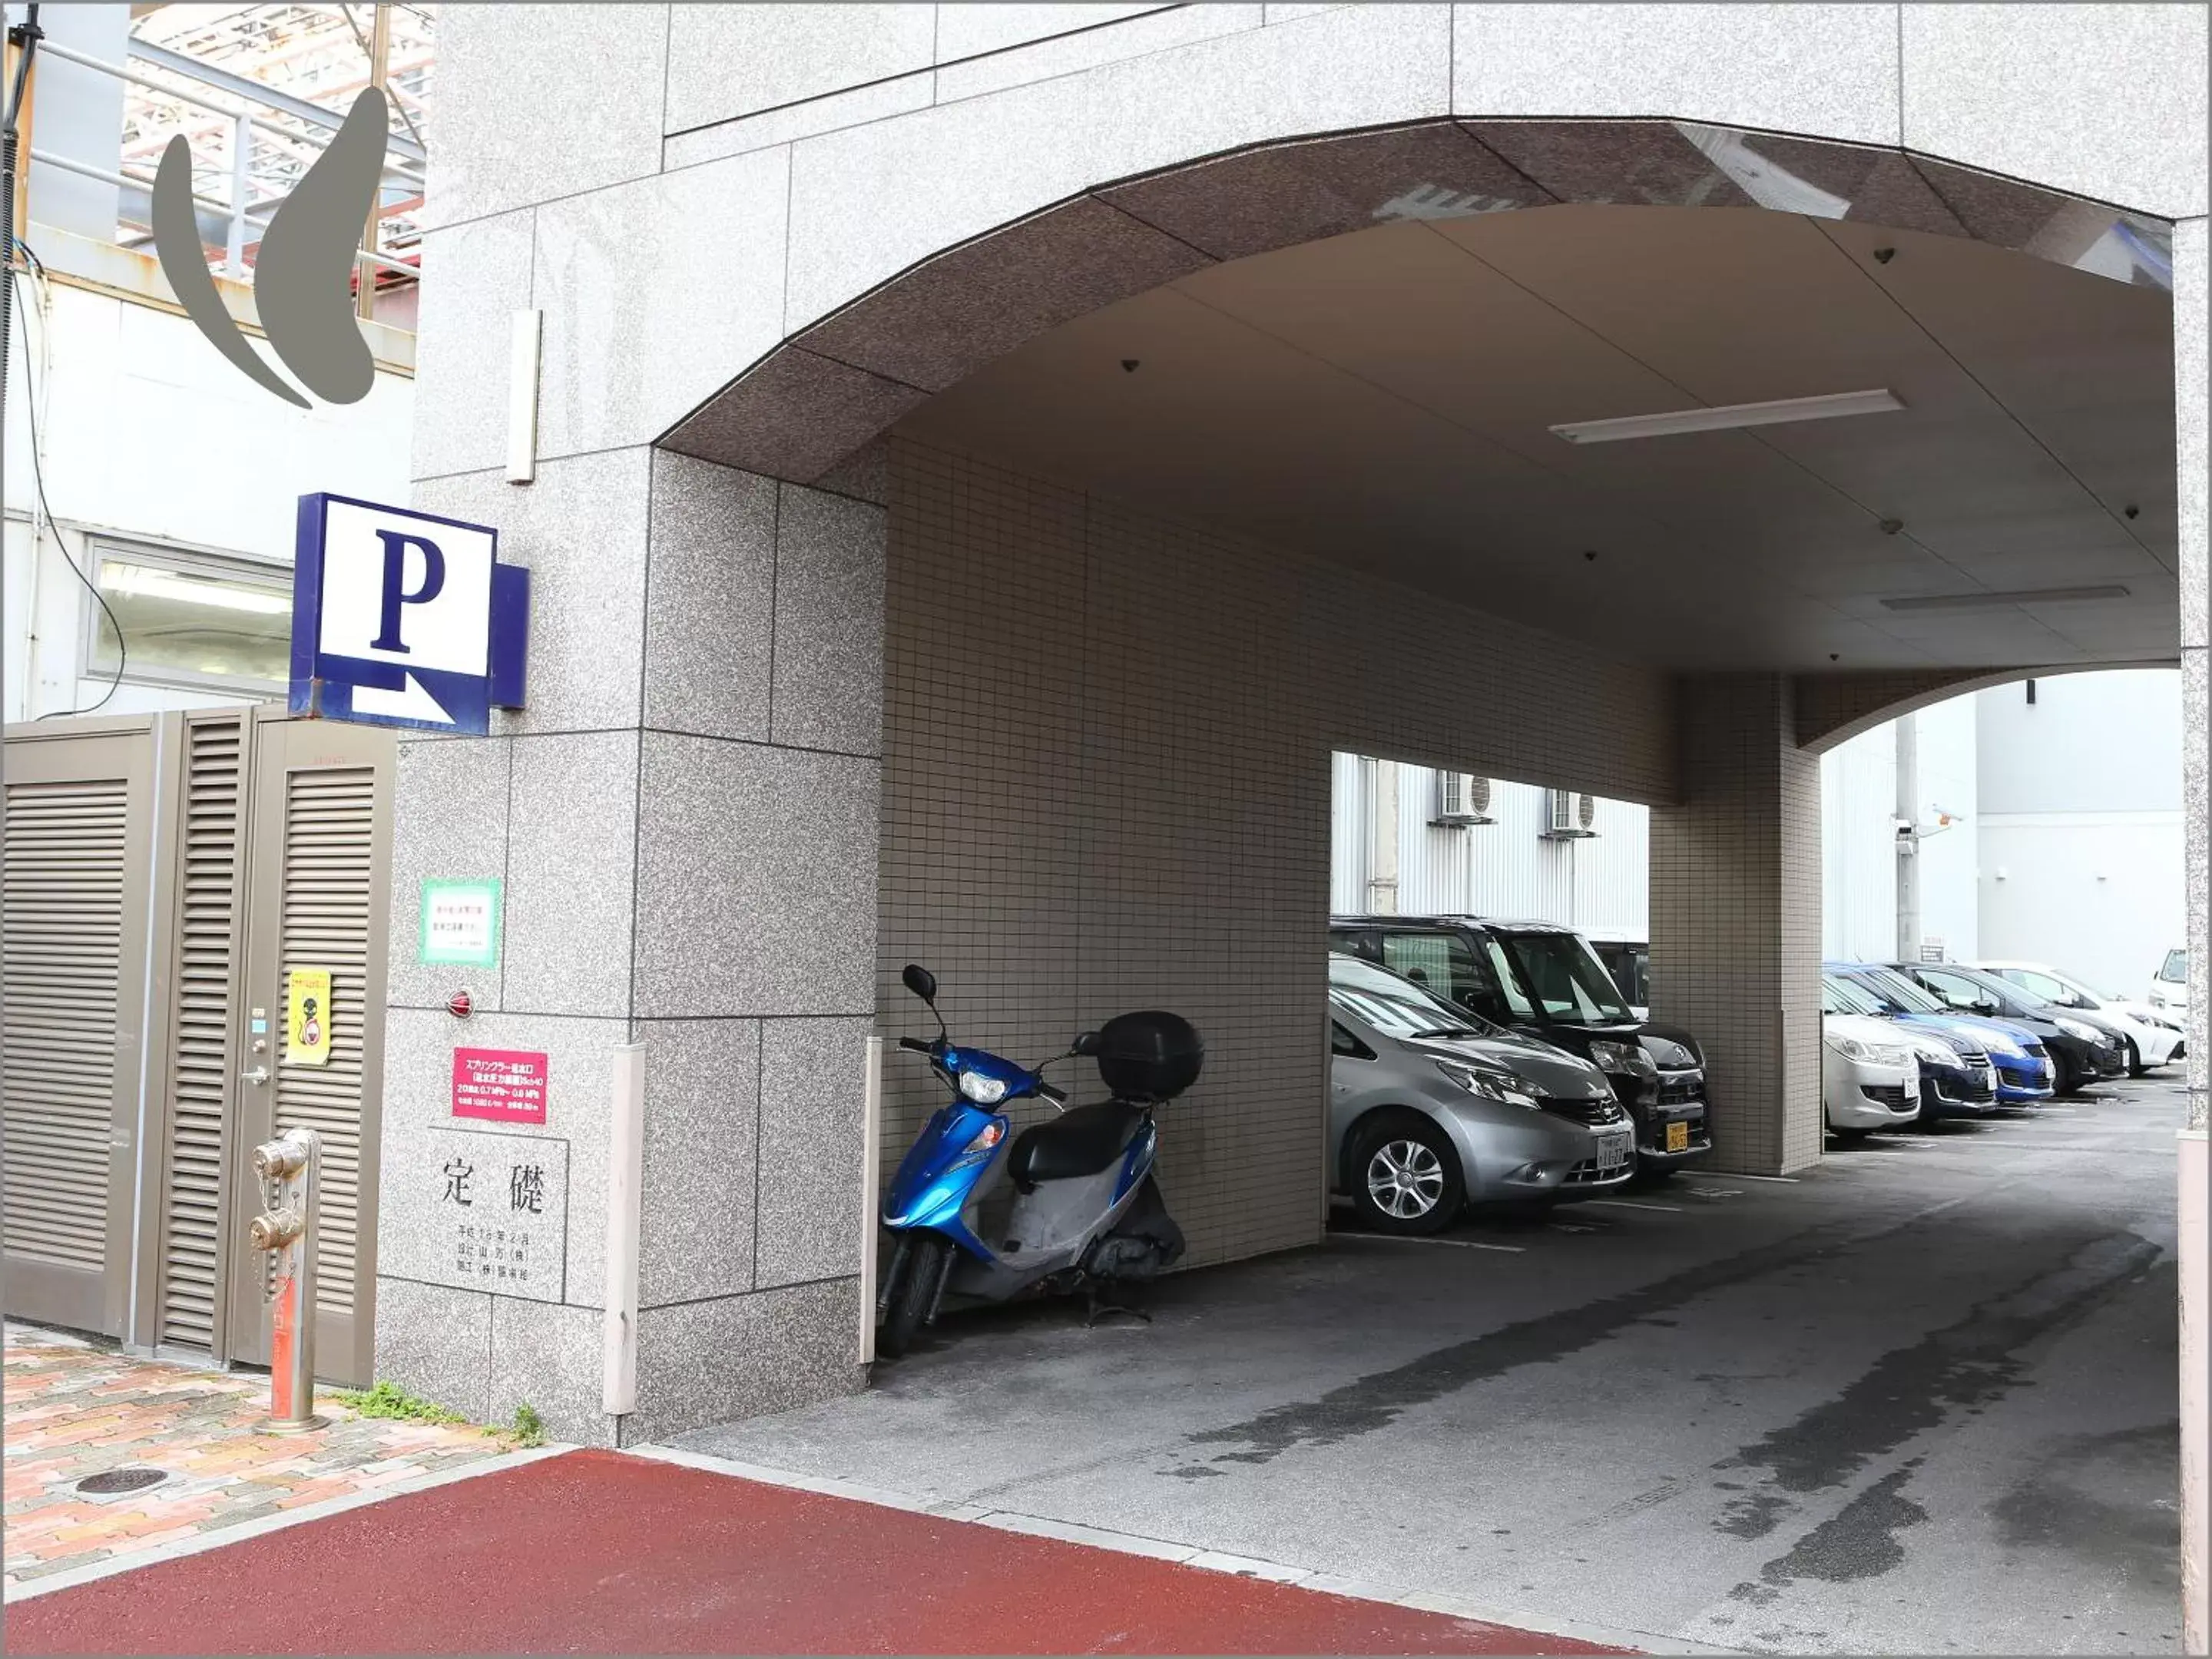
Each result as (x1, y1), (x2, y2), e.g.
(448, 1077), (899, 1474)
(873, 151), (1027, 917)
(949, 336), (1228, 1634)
(1824, 974), (1887, 1016)
(1493, 929), (1634, 1025)
(1327, 955), (1498, 1041)
(1850, 966), (1945, 1015)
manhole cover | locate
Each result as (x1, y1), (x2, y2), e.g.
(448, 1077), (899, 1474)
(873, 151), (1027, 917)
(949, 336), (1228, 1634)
(75, 1466), (168, 1495)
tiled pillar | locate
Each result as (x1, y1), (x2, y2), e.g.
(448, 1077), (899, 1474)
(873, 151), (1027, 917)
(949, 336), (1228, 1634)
(2174, 212), (2209, 1658)
(1649, 674), (1823, 1178)
(374, 449), (882, 1447)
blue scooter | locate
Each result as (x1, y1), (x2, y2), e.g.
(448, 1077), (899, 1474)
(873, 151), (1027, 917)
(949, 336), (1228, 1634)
(874, 964), (1200, 1357)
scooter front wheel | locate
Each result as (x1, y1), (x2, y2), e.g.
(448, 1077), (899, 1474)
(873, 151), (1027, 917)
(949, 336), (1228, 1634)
(878, 1233), (949, 1359)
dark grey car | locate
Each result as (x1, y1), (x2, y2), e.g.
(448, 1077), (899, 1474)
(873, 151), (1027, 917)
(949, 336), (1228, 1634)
(1329, 954), (1634, 1233)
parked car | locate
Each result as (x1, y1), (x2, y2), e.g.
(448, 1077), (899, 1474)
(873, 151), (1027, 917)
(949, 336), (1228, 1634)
(1583, 930), (1649, 1018)
(1884, 961), (2124, 1093)
(2149, 948), (2187, 1018)
(1828, 962), (2055, 1104)
(1823, 971), (1999, 1121)
(1331, 915), (1711, 1180)
(1974, 959), (2184, 1074)
(1326, 953), (1633, 1232)
(1821, 1007), (1922, 1139)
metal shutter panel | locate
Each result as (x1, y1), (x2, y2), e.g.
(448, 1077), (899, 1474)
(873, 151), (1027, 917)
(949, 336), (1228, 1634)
(157, 715), (247, 1352)
(271, 765), (376, 1323)
(2, 777), (128, 1277)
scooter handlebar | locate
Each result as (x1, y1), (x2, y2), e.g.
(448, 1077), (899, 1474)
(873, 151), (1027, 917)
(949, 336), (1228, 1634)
(1036, 1080), (1067, 1103)
(898, 1036), (933, 1053)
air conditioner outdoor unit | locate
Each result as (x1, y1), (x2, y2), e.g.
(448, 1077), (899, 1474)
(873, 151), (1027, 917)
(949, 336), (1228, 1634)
(1542, 789), (1599, 839)
(1430, 772), (1494, 826)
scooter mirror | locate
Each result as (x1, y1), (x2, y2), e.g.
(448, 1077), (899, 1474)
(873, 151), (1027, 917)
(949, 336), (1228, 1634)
(902, 964), (938, 1004)
(1071, 1030), (1101, 1056)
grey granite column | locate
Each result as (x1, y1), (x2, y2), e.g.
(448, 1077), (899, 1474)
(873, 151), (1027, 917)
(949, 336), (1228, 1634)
(374, 449), (881, 1446)
(1649, 674), (1823, 1177)
(2172, 213), (2208, 1657)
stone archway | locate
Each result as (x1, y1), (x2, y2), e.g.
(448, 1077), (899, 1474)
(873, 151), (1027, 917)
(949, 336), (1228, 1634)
(655, 118), (2175, 487)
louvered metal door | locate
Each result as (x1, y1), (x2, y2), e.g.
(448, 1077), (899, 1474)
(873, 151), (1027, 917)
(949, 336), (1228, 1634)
(149, 710), (251, 1359)
(227, 719), (391, 1385)
(1, 731), (155, 1336)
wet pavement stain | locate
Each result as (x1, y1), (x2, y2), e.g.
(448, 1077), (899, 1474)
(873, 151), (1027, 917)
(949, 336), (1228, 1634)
(1712, 1228), (2160, 1498)
(1738, 1461), (1930, 1594)
(1716, 1490), (1794, 1540)
(1179, 1205), (1949, 1467)
(1987, 1417), (2181, 1589)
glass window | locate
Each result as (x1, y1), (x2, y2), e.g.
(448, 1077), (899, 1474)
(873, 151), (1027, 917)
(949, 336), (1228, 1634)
(86, 544), (290, 692)
(2161, 950), (2188, 984)
(1379, 931), (1502, 1015)
(1330, 1022), (1369, 1058)
(1918, 966), (1999, 1011)
(1493, 929), (1632, 1024)
(1824, 975), (1884, 1016)
(1327, 954), (1491, 1041)
(2013, 969), (2081, 1005)
(1851, 966), (1942, 1014)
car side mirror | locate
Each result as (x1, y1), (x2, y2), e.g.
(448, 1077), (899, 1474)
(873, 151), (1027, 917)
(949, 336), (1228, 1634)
(901, 963), (937, 1005)
(1972, 997), (1998, 1015)
(1072, 1030), (1101, 1057)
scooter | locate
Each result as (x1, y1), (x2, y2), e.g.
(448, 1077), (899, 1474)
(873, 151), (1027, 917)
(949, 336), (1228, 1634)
(874, 964), (1200, 1357)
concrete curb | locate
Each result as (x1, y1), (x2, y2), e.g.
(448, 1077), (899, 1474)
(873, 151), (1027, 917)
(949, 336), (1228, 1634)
(2, 1443), (576, 1605)
(625, 1442), (1745, 1656)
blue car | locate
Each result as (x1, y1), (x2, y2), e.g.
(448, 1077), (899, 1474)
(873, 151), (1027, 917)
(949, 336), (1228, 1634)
(1826, 962), (2056, 1107)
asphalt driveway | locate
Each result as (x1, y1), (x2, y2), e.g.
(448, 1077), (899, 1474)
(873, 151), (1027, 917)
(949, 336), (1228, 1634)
(674, 1080), (2187, 1656)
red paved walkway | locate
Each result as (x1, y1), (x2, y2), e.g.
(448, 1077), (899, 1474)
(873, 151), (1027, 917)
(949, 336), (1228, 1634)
(5, 1449), (1630, 1655)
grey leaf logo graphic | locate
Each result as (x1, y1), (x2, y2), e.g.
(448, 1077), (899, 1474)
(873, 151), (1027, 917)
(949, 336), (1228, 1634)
(153, 87), (390, 409)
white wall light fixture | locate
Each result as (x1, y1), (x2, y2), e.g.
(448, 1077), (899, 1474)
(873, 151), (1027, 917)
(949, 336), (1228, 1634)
(1551, 388), (1904, 444)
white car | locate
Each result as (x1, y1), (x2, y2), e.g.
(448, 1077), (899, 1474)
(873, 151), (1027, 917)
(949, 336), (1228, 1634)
(1975, 959), (2184, 1073)
(1822, 1013), (1922, 1139)
(2149, 949), (2187, 1019)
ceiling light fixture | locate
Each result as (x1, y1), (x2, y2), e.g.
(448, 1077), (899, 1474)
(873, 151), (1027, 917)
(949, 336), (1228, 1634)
(1550, 388), (1905, 445)
(1879, 584), (2129, 613)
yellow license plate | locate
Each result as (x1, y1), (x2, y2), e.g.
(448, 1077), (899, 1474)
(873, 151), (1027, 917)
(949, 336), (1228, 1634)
(1665, 1121), (1690, 1153)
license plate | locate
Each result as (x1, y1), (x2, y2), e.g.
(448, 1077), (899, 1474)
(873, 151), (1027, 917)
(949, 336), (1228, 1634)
(1665, 1121), (1690, 1154)
(1595, 1133), (1631, 1171)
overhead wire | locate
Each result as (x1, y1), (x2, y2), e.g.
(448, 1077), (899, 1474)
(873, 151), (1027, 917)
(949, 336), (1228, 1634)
(10, 241), (128, 717)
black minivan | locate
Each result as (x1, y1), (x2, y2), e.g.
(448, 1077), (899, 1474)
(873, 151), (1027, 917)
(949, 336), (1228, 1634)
(1330, 915), (1713, 1178)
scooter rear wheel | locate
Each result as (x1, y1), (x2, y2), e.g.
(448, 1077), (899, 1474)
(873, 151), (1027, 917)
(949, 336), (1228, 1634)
(878, 1233), (948, 1359)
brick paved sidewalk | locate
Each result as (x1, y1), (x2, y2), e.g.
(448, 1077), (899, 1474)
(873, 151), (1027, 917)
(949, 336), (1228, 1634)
(4, 1323), (522, 1593)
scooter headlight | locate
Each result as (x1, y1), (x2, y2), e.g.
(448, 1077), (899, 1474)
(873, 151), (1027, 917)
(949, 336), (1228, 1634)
(959, 1071), (1009, 1105)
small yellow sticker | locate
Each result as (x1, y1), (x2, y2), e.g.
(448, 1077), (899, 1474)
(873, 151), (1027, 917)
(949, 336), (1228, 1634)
(286, 967), (333, 1068)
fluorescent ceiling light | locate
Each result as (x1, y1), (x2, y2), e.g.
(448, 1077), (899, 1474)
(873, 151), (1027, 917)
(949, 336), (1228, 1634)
(1551, 388), (1904, 445)
(101, 565), (290, 615)
(1880, 585), (2129, 613)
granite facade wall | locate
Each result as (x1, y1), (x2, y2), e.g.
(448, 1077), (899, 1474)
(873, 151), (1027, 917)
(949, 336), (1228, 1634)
(376, 451), (882, 1446)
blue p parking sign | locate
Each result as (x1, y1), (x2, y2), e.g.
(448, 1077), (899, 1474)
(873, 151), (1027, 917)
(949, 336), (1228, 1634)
(290, 494), (529, 734)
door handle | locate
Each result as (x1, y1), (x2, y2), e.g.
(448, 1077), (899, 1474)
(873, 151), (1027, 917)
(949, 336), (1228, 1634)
(241, 1065), (270, 1087)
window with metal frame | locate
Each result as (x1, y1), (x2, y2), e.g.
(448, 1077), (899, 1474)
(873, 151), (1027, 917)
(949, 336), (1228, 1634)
(83, 539), (291, 694)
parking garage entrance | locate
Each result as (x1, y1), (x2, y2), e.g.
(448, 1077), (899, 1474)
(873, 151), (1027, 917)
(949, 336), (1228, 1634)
(373, 108), (2200, 1654)
(709, 127), (2185, 1652)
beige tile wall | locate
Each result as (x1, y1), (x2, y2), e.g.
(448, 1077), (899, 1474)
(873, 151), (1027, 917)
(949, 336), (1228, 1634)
(879, 441), (1689, 1263)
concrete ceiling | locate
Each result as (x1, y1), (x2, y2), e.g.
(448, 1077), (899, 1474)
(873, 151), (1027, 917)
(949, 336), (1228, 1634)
(896, 204), (2177, 674)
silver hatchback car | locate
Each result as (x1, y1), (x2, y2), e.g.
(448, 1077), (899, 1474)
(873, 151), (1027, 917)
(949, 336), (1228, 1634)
(1330, 952), (1634, 1233)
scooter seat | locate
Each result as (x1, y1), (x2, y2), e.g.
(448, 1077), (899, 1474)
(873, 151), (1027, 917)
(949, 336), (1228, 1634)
(1009, 1102), (1148, 1188)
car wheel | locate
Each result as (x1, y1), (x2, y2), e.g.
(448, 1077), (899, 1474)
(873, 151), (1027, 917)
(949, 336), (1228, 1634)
(2051, 1049), (2083, 1096)
(1350, 1113), (1466, 1237)
(2124, 1038), (2146, 1078)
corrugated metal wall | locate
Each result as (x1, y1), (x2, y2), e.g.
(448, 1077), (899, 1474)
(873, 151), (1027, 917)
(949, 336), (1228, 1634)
(1330, 757), (1649, 935)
